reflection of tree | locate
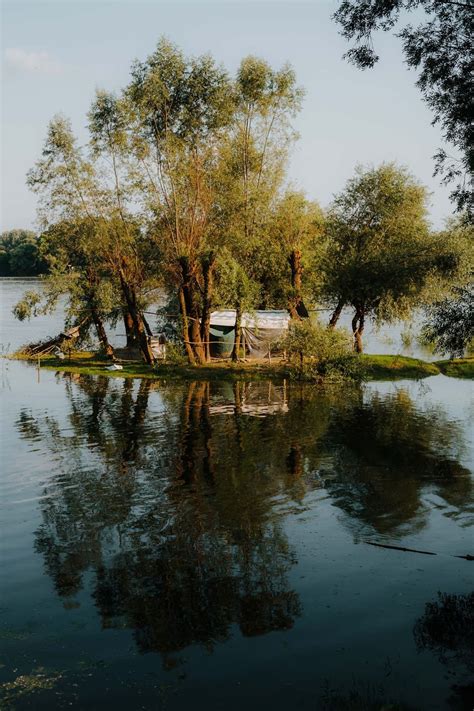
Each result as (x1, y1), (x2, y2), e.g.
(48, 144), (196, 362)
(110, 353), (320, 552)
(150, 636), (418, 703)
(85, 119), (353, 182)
(17, 377), (310, 661)
(321, 390), (471, 537)
(15, 376), (472, 663)
(414, 591), (474, 710)
(414, 592), (474, 672)
(17, 376), (153, 597)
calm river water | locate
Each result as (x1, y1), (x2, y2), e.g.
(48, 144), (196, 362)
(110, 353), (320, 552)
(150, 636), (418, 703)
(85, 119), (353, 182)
(1, 278), (473, 710)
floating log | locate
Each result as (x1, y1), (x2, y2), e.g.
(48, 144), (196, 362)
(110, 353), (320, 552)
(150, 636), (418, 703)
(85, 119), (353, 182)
(364, 540), (473, 561)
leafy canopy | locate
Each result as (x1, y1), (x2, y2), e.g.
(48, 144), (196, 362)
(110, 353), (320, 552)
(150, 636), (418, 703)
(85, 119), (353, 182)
(333, 0), (474, 216)
(321, 163), (466, 323)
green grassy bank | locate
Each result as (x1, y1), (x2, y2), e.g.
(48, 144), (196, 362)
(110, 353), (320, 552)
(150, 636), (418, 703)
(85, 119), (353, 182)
(10, 351), (474, 381)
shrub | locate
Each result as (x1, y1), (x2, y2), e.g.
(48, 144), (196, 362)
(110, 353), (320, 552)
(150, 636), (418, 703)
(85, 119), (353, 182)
(282, 319), (361, 380)
(162, 341), (187, 365)
(421, 284), (474, 357)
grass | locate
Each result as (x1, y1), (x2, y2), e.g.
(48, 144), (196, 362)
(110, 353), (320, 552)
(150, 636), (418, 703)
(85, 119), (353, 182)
(9, 350), (474, 381)
(435, 357), (474, 379)
(361, 354), (440, 380)
(15, 351), (289, 382)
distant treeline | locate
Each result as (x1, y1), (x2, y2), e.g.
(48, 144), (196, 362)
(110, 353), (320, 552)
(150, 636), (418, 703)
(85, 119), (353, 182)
(0, 230), (48, 277)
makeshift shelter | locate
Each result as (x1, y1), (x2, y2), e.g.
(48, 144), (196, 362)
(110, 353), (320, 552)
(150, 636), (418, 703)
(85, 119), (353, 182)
(209, 310), (290, 359)
(149, 334), (167, 360)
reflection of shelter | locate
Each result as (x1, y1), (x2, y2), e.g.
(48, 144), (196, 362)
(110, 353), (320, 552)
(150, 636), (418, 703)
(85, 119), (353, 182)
(209, 310), (290, 359)
(209, 381), (289, 417)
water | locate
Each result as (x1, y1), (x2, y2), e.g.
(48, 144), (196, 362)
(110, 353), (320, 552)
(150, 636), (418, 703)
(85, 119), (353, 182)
(1, 279), (473, 710)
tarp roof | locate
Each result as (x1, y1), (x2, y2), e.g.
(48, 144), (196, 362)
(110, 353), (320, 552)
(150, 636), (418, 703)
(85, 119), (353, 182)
(210, 310), (290, 330)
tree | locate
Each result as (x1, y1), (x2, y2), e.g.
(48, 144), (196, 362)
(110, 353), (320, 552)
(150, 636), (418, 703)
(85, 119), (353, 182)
(216, 57), (304, 323)
(26, 40), (309, 364)
(87, 91), (161, 363)
(213, 251), (260, 361)
(270, 191), (324, 318)
(124, 38), (234, 364)
(333, 0), (474, 216)
(13, 220), (121, 357)
(321, 163), (465, 352)
(0, 230), (48, 276)
(27, 115), (157, 364)
(422, 283), (474, 357)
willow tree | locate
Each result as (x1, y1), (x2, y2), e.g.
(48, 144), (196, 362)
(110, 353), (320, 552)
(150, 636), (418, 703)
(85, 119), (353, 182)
(28, 113), (156, 364)
(212, 250), (260, 362)
(215, 57), (304, 323)
(123, 39), (234, 364)
(88, 90), (159, 362)
(270, 191), (324, 318)
(421, 218), (474, 356)
(24, 117), (116, 355)
(14, 219), (121, 358)
(333, 0), (474, 216)
(322, 163), (465, 352)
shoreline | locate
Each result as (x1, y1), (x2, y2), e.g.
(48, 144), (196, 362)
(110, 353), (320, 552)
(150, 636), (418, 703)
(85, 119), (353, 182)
(8, 352), (474, 381)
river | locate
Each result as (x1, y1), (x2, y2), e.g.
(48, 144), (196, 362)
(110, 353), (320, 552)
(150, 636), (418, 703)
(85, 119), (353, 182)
(0, 278), (473, 709)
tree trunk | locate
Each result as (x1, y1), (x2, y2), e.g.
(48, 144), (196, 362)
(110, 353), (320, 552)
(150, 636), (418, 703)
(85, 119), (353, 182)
(189, 314), (206, 365)
(328, 298), (344, 329)
(178, 256), (206, 365)
(200, 252), (216, 362)
(231, 301), (242, 362)
(122, 308), (137, 348)
(142, 313), (153, 337)
(178, 285), (196, 364)
(288, 249), (309, 319)
(119, 271), (155, 365)
(90, 305), (114, 359)
(351, 307), (365, 353)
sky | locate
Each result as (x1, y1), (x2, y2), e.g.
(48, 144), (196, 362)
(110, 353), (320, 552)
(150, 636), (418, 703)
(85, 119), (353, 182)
(1, 0), (454, 231)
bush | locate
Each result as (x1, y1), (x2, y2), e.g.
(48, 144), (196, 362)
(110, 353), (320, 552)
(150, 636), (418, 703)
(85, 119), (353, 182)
(421, 284), (474, 357)
(162, 341), (187, 365)
(282, 319), (361, 380)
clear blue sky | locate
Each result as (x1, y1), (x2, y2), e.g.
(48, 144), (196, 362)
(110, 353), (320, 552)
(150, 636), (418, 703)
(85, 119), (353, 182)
(1, 0), (453, 231)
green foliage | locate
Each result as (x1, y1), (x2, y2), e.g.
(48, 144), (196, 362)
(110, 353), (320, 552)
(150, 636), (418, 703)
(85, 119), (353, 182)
(282, 319), (360, 380)
(212, 54), (304, 309)
(214, 250), (260, 311)
(24, 36), (469, 367)
(422, 283), (474, 358)
(128, 38), (233, 144)
(269, 191), (325, 308)
(333, 0), (473, 215)
(162, 341), (187, 365)
(12, 290), (45, 321)
(0, 230), (48, 276)
(320, 164), (468, 350)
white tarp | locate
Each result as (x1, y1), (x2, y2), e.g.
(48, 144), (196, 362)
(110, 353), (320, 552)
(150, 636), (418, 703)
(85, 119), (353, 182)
(210, 310), (290, 330)
(210, 310), (290, 358)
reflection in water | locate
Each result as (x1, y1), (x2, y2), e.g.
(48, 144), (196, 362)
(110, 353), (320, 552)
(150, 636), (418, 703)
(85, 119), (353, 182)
(322, 389), (472, 537)
(414, 591), (474, 710)
(414, 591), (474, 672)
(15, 377), (473, 669)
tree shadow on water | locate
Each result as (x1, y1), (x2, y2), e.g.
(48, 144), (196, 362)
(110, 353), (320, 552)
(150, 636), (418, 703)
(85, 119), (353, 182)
(414, 591), (474, 710)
